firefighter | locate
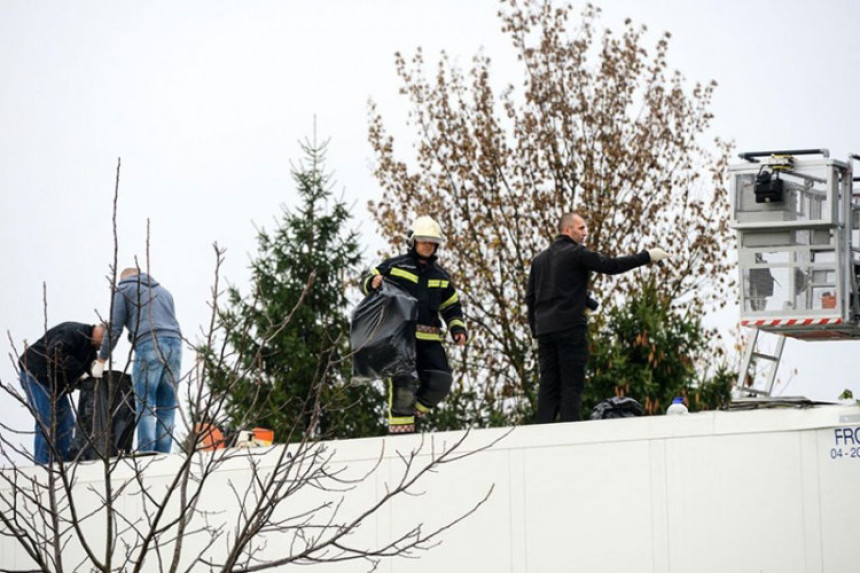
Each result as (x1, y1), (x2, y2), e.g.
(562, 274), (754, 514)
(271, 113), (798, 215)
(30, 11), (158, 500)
(361, 216), (468, 433)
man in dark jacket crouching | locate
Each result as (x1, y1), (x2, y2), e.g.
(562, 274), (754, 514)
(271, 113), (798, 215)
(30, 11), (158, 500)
(18, 322), (105, 464)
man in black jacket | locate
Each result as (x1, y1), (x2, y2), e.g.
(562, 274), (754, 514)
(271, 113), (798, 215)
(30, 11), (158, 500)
(18, 322), (105, 464)
(526, 213), (669, 423)
(361, 216), (468, 433)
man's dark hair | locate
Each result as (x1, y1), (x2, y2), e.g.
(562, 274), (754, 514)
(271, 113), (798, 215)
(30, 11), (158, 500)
(558, 212), (581, 233)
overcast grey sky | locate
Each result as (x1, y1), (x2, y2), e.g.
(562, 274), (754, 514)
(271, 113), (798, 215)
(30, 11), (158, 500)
(3, 0), (860, 445)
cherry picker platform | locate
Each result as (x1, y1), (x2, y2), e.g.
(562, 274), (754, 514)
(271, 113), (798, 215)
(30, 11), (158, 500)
(730, 149), (860, 395)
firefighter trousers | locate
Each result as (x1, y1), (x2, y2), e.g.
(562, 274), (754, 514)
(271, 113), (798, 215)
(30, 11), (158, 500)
(388, 340), (453, 427)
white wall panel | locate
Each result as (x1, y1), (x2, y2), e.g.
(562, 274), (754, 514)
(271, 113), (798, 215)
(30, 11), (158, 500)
(3, 404), (859, 572)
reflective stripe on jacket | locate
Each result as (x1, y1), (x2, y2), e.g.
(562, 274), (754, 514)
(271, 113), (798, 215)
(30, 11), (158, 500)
(361, 251), (467, 341)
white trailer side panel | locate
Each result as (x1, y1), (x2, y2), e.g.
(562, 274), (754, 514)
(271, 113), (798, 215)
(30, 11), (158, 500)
(2, 404), (858, 572)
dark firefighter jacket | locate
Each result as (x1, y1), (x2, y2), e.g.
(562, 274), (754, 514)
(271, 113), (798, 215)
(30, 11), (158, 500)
(526, 235), (651, 337)
(18, 322), (98, 390)
(361, 251), (467, 342)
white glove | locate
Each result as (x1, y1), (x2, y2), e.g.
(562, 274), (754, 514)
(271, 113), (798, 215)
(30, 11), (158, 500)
(91, 360), (105, 379)
(647, 248), (670, 263)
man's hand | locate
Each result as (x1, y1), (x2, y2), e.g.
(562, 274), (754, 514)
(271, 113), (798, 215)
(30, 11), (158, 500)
(453, 332), (467, 346)
(91, 360), (105, 379)
(371, 275), (383, 289)
(647, 247), (670, 263)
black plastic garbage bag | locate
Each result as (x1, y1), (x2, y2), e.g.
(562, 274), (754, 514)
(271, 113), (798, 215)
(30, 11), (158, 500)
(350, 280), (418, 382)
(590, 396), (646, 420)
(69, 370), (136, 460)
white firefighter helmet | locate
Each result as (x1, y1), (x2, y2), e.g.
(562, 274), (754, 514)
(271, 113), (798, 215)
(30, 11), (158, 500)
(407, 216), (446, 247)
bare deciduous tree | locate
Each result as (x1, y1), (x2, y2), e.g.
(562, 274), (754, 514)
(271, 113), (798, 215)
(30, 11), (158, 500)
(367, 0), (734, 425)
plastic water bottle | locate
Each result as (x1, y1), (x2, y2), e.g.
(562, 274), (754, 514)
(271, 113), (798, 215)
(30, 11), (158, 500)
(666, 397), (689, 416)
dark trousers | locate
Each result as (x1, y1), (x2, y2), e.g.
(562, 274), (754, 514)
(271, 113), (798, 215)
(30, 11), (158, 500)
(389, 340), (451, 419)
(536, 326), (588, 423)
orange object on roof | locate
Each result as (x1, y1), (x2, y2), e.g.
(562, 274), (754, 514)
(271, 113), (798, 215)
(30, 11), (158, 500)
(252, 427), (274, 446)
(195, 423), (225, 451)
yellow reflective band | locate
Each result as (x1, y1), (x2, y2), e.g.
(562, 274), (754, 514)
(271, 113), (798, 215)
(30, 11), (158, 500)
(415, 402), (431, 414)
(416, 331), (444, 341)
(448, 319), (466, 330)
(362, 271), (378, 294)
(439, 292), (460, 310)
(427, 279), (449, 288)
(387, 378), (394, 414)
(390, 268), (419, 283)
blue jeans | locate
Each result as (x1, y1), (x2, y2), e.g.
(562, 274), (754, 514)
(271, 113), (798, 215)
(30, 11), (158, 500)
(132, 337), (182, 453)
(19, 371), (75, 465)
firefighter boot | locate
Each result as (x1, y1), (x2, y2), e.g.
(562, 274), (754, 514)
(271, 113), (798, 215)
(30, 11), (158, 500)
(388, 374), (418, 434)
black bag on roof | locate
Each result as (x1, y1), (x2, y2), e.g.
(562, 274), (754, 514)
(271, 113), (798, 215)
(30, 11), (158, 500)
(69, 370), (135, 460)
(350, 280), (418, 382)
(590, 396), (646, 420)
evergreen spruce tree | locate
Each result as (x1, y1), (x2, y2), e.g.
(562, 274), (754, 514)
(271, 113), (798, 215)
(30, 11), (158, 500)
(585, 279), (732, 418)
(205, 136), (385, 441)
